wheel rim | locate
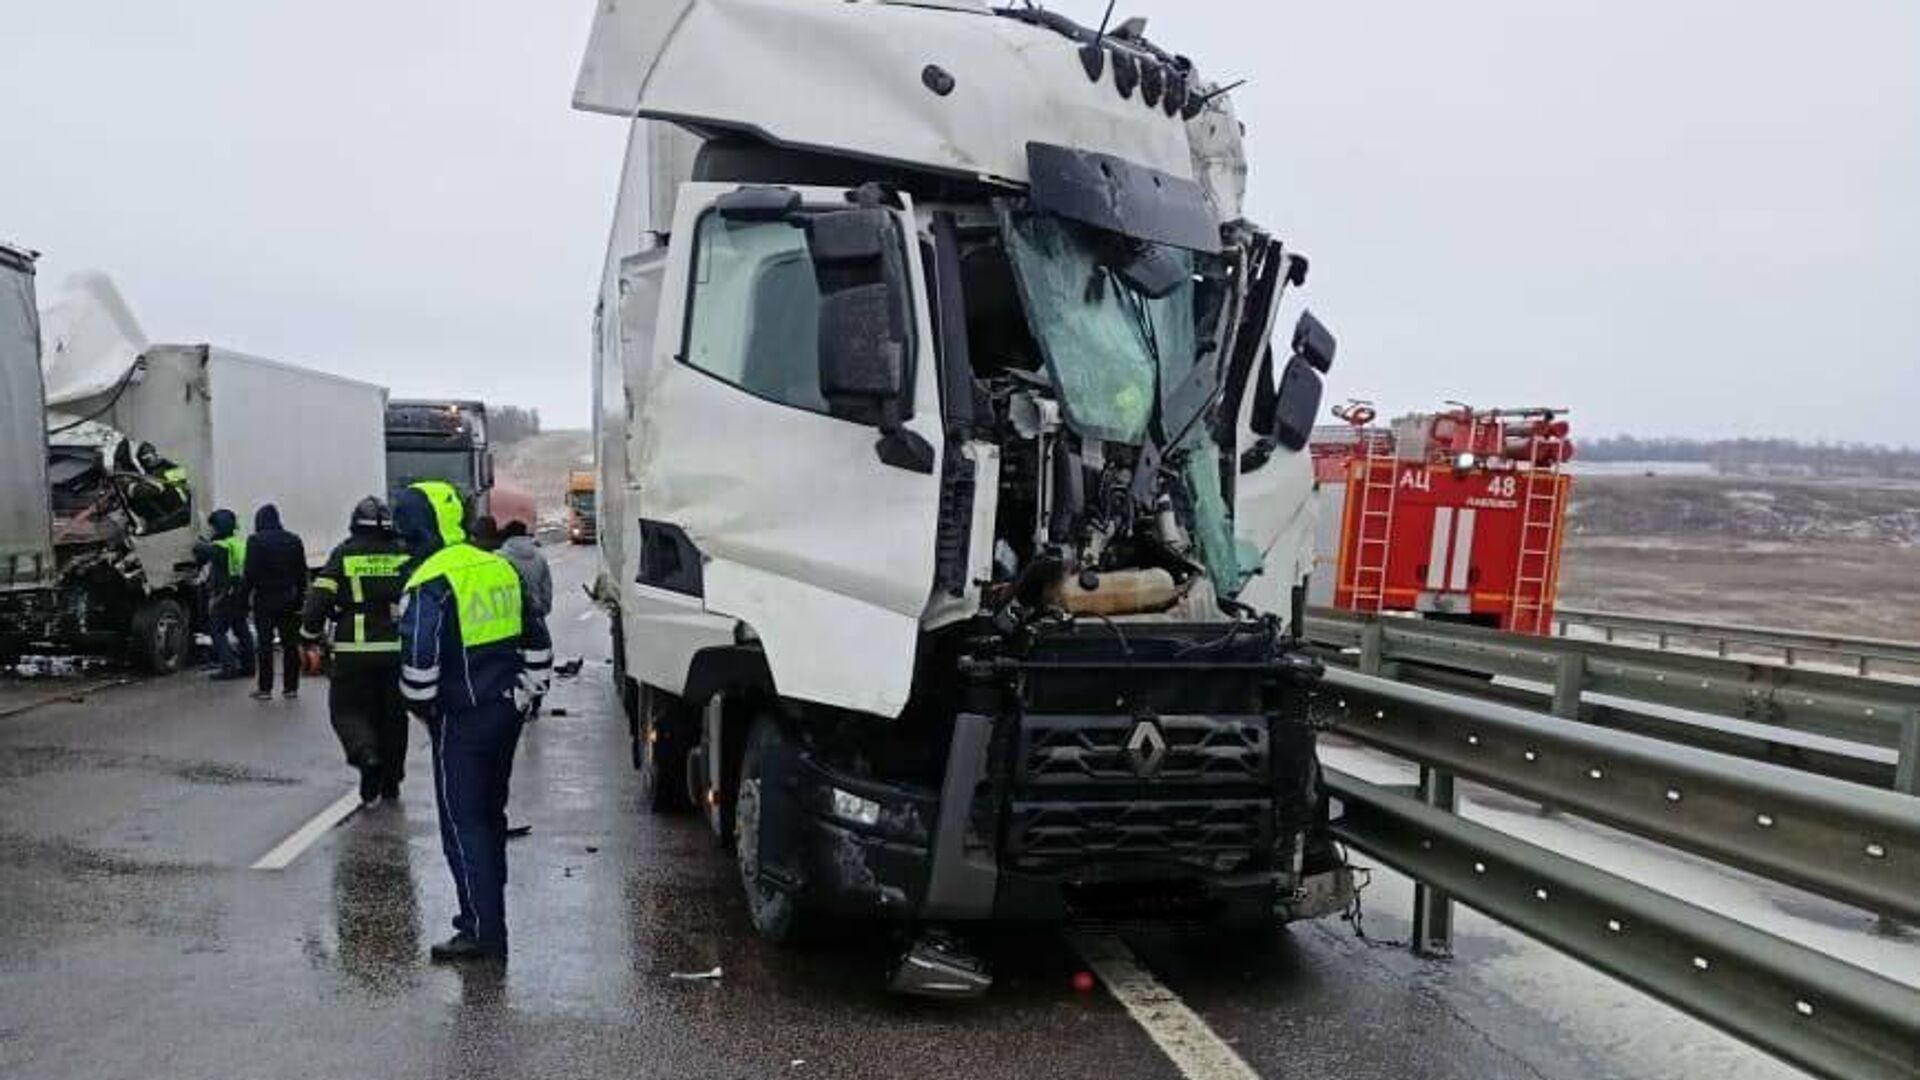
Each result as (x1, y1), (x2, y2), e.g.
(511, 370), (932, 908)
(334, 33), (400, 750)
(735, 776), (780, 923)
(155, 611), (185, 668)
(637, 711), (660, 791)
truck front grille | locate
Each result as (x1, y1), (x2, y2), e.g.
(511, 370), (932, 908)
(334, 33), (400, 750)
(1005, 798), (1270, 872)
(1020, 714), (1268, 787)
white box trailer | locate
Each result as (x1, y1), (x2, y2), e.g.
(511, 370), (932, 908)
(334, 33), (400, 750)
(98, 344), (389, 566)
(0, 244), (54, 593)
(6, 272), (388, 670)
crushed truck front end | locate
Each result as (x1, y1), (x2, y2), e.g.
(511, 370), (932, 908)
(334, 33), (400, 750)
(579, 0), (1350, 989)
(754, 620), (1347, 929)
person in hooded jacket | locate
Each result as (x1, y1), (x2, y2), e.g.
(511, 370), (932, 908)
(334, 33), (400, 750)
(243, 504), (308, 700)
(302, 497), (412, 805)
(495, 520), (553, 717)
(192, 508), (254, 680)
(394, 481), (551, 963)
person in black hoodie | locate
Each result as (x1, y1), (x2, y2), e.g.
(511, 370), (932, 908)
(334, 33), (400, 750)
(243, 504), (308, 700)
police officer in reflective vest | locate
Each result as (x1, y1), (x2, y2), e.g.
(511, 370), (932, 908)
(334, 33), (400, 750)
(302, 496), (412, 805)
(192, 508), (254, 680)
(393, 481), (551, 963)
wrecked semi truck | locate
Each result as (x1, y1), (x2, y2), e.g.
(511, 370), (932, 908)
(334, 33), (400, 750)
(0, 273), (388, 671)
(580, 0), (1346, 988)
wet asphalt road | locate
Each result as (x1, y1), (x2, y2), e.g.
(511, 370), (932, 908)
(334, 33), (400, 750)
(0, 544), (1797, 1080)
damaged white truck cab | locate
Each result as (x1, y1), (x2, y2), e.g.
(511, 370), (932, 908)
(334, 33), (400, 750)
(582, 0), (1346, 988)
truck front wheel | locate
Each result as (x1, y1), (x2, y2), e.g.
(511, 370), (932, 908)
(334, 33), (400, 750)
(736, 715), (805, 943)
(129, 596), (192, 675)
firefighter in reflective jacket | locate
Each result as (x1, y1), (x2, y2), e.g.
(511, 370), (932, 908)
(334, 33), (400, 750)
(302, 496), (412, 805)
(393, 480), (551, 963)
(117, 440), (191, 534)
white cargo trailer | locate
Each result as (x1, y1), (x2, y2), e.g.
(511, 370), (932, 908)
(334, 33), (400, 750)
(0, 244), (54, 595)
(74, 344), (389, 567)
(2, 271), (388, 670)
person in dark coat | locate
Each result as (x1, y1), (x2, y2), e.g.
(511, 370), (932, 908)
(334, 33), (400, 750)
(301, 497), (412, 805)
(192, 508), (254, 679)
(243, 503), (308, 700)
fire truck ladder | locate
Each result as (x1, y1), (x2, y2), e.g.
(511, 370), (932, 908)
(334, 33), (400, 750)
(1508, 435), (1564, 634)
(1347, 429), (1400, 614)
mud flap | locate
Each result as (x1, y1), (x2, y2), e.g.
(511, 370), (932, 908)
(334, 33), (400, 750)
(751, 722), (809, 897)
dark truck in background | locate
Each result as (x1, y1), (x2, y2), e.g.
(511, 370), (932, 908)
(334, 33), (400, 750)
(384, 399), (493, 517)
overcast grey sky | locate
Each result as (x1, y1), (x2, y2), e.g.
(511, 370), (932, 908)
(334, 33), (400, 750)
(4, 1), (1915, 442)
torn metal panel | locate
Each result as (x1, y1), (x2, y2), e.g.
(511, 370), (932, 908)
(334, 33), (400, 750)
(1026, 143), (1222, 252)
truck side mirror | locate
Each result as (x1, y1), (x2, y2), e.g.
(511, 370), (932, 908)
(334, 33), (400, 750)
(1249, 310), (1335, 458)
(808, 207), (932, 472)
(1292, 310), (1336, 374)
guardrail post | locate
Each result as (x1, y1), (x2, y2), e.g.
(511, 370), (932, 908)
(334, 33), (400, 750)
(1412, 765), (1456, 958)
(1896, 714), (1920, 798)
(1551, 653), (1585, 720)
(1359, 621), (1385, 676)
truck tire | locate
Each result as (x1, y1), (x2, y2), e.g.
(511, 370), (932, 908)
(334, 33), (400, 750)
(635, 685), (694, 813)
(735, 714), (806, 943)
(129, 596), (192, 675)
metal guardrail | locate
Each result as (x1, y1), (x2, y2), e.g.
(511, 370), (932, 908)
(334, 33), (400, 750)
(1322, 668), (1920, 924)
(1304, 617), (1920, 1078)
(1328, 765), (1920, 1080)
(1555, 606), (1920, 679)
(1304, 609), (1920, 796)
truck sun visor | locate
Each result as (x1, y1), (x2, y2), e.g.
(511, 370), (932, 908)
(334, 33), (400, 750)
(1025, 143), (1221, 253)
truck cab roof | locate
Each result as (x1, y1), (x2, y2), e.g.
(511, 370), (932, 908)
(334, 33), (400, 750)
(573, 0), (1228, 192)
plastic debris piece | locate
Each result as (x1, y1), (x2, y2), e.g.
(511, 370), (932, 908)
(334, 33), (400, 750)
(669, 966), (723, 981)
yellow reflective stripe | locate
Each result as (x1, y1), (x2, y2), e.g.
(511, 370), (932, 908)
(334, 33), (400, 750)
(313, 577), (339, 592)
(353, 612), (366, 643)
(333, 640), (401, 654)
(341, 553), (407, 604)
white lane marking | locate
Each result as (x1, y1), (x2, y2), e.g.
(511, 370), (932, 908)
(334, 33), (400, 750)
(1071, 933), (1262, 1080)
(250, 789), (362, 870)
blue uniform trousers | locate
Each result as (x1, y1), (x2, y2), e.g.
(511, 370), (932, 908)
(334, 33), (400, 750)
(427, 698), (523, 954)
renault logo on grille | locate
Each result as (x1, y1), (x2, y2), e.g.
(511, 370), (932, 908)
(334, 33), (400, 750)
(1126, 719), (1168, 777)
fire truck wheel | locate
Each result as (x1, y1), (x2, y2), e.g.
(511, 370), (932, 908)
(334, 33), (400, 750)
(129, 596), (191, 675)
(735, 715), (807, 944)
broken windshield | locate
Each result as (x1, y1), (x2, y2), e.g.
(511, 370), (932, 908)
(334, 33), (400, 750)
(1002, 212), (1163, 445)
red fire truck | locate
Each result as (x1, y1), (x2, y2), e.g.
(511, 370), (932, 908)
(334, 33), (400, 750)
(1312, 402), (1574, 635)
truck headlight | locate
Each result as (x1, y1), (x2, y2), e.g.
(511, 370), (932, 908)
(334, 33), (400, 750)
(830, 787), (883, 827)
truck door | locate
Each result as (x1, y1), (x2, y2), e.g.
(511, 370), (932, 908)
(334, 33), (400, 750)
(628, 183), (945, 718)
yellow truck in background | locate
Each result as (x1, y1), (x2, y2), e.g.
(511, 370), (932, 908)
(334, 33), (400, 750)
(565, 469), (596, 545)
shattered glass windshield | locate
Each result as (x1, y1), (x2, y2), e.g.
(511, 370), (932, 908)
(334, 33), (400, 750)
(1002, 213), (1160, 445)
